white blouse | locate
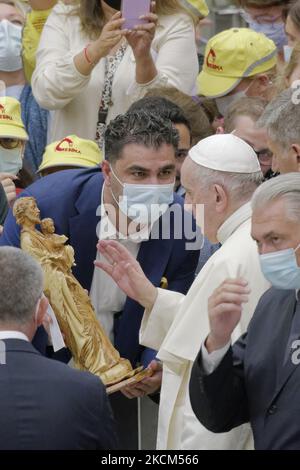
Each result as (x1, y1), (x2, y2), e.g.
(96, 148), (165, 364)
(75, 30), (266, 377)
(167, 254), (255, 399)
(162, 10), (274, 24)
(32, 2), (198, 143)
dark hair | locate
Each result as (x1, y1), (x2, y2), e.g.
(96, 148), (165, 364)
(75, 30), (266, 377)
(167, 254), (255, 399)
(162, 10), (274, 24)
(104, 110), (179, 163)
(129, 96), (191, 134)
(142, 87), (213, 145)
(17, 162), (37, 190)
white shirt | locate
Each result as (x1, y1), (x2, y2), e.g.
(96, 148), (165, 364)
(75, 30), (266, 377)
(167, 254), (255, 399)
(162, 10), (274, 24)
(201, 340), (231, 374)
(0, 331), (29, 341)
(89, 187), (151, 342)
(32, 3), (198, 144)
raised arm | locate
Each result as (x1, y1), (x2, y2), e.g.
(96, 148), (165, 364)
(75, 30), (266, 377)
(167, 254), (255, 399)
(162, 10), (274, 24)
(32, 6), (127, 110)
(94, 239), (158, 311)
(189, 279), (251, 433)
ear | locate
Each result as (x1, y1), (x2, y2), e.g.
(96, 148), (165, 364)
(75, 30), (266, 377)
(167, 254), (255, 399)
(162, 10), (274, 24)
(249, 74), (270, 96)
(257, 74), (271, 87)
(291, 143), (300, 155)
(36, 295), (49, 327)
(291, 144), (300, 170)
(101, 160), (111, 185)
(213, 184), (228, 213)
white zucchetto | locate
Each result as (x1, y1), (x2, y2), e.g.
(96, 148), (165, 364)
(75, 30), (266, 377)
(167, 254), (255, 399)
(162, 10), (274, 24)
(189, 134), (261, 173)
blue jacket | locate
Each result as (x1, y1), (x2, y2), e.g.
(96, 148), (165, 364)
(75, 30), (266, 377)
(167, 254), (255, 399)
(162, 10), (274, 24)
(0, 168), (200, 366)
(0, 339), (117, 450)
(20, 85), (48, 172)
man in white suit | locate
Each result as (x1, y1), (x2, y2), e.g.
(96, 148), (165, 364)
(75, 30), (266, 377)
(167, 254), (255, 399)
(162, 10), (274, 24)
(95, 134), (270, 449)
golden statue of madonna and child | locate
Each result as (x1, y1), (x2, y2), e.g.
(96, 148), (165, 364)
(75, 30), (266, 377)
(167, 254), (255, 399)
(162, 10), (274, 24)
(13, 197), (152, 393)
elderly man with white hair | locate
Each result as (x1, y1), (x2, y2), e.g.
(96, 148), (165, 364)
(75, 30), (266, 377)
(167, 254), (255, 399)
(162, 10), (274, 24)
(95, 133), (270, 450)
(258, 88), (300, 174)
(190, 173), (300, 450)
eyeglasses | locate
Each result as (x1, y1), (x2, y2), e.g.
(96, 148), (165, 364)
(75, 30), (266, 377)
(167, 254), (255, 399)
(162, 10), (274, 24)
(0, 138), (21, 150)
(241, 10), (282, 25)
(254, 148), (273, 163)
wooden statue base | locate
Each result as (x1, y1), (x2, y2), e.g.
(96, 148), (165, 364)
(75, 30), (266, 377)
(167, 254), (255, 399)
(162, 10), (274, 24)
(106, 367), (153, 395)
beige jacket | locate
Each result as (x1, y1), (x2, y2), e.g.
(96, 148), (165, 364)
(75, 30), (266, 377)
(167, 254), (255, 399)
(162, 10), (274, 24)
(140, 203), (270, 450)
(32, 2), (198, 143)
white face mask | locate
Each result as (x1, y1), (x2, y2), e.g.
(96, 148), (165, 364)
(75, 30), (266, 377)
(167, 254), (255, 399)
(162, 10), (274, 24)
(110, 166), (175, 225)
(0, 147), (23, 175)
(0, 19), (22, 72)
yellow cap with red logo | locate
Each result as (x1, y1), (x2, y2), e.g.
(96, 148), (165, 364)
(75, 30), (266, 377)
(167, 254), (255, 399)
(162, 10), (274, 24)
(197, 28), (277, 98)
(38, 135), (103, 173)
(0, 97), (28, 140)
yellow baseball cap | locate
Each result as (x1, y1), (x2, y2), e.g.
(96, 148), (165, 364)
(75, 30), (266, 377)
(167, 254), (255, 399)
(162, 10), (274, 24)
(38, 135), (103, 173)
(0, 97), (28, 140)
(183, 0), (209, 17)
(197, 28), (277, 98)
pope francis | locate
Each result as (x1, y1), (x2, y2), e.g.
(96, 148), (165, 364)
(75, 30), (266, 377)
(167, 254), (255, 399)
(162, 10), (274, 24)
(95, 134), (270, 450)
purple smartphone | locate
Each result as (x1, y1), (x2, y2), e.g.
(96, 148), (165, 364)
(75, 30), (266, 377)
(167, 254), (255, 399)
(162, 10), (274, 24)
(121, 0), (151, 30)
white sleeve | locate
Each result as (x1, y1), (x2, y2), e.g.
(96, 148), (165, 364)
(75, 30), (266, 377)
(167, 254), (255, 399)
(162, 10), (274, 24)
(31, 4), (91, 110)
(128, 14), (198, 100)
(201, 340), (231, 375)
(139, 288), (185, 351)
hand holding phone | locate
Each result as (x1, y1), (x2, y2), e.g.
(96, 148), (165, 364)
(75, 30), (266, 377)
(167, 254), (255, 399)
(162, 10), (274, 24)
(121, 0), (151, 30)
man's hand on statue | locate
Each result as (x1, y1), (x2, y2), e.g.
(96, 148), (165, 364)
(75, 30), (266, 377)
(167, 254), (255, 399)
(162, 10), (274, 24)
(206, 278), (250, 354)
(95, 240), (158, 311)
(121, 360), (162, 399)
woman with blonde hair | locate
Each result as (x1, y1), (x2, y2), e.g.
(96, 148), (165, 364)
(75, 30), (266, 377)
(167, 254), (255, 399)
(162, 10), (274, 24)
(32, 0), (199, 148)
(276, 41), (300, 93)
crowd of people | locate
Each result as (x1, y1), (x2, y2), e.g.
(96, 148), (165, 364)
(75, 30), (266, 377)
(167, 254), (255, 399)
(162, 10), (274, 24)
(0, 0), (300, 452)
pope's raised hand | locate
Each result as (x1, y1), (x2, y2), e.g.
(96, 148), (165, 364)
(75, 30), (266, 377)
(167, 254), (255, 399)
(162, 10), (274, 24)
(205, 278), (251, 353)
(94, 240), (158, 310)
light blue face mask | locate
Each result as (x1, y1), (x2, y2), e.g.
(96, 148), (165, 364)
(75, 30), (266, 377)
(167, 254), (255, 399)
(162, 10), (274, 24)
(0, 19), (22, 72)
(260, 243), (300, 290)
(247, 21), (287, 50)
(109, 166), (175, 224)
(0, 147), (23, 175)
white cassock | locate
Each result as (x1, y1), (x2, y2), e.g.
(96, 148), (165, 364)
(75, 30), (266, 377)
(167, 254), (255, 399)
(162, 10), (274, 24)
(140, 202), (270, 450)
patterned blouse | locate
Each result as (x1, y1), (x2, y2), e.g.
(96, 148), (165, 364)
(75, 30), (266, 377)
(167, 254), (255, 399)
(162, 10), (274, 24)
(95, 43), (127, 150)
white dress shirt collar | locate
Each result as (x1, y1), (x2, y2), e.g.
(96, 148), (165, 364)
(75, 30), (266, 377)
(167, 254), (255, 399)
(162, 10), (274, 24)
(0, 331), (29, 342)
(217, 202), (252, 245)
